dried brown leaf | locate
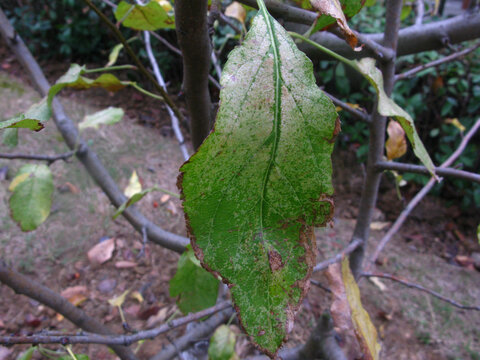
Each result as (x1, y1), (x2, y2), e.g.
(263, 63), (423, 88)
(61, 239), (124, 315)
(225, 1), (247, 24)
(385, 120), (407, 160)
(87, 238), (116, 265)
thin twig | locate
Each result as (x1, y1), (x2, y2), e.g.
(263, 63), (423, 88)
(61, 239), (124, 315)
(362, 272), (480, 311)
(395, 41), (480, 81)
(324, 92), (371, 123)
(0, 150), (75, 165)
(370, 118), (480, 264)
(310, 279), (332, 293)
(313, 239), (363, 273)
(83, 0), (185, 127)
(414, 0), (425, 26)
(0, 302), (232, 345)
(376, 161), (480, 184)
(219, 12), (243, 34)
(139, 27), (190, 161)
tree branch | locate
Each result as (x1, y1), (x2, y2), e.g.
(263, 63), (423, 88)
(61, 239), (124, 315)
(175, 0), (214, 150)
(0, 150), (75, 165)
(395, 41), (480, 81)
(149, 308), (234, 360)
(349, 0), (404, 279)
(0, 260), (138, 360)
(313, 239), (364, 273)
(325, 92), (371, 123)
(0, 300), (232, 346)
(362, 272), (480, 311)
(370, 118), (480, 264)
(0, 8), (189, 253)
(375, 161), (480, 184)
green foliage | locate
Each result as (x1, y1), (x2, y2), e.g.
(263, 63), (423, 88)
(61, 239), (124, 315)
(114, 1), (175, 30)
(2, 128), (18, 148)
(0, 98), (50, 131)
(179, 4), (337, 355)
(208, 325), (238, 360)
(9, 164), (54, 231)
(169, 246), (220, 314)
(78, 107), (124, 131)
(6, 0), (114, 61)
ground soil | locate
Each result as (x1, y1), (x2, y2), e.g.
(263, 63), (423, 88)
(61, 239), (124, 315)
(0, 46), (479, 360)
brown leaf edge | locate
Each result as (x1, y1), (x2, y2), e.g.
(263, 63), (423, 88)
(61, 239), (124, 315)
(177, 170), (334, 358)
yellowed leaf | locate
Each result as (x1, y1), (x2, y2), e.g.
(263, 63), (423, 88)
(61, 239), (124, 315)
(445, 118), (466, 132)
(131, 291), (144, 303)
(225, 1), (247, 24)
(155, 0), (173, 12)
(342, 259), (381, 360)
(160, 194), (170, 203)
(124, 170), (142, 198)
(108, 289), (130, 307)
(310, 0), (358, 48)
(370, 221), (390, 230)
(385, 120), (407, 160)
(368, 277), (387, 291)
(61, 285), (88, 300)
(8, 172), (30, 192)
(87, 238), (115, 265)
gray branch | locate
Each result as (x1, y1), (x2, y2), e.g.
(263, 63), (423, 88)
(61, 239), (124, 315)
(0, 150), (75, 164)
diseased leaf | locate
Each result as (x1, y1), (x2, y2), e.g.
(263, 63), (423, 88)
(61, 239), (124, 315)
(2, 128), (18, 148)
(327, 259), (381, 360)
(124, 170), (142, 198)
(115, 1), (175, 31)
(79, 107), (124, 131)
(178, 4), (337, 356)
(353, 58), (437, 178)
(311, 0), (364, 38)
(225, 1), (247, 25)
(208, 325), (239, 360)
(169, 245), (219, 315)
(310, 0), (358, 48)
(0, 98), (50, 131)
(9, 164), (53, 231)
(385, 120), (406, 160)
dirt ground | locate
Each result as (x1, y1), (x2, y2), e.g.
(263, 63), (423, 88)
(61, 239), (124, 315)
(0, 51), (479, 360)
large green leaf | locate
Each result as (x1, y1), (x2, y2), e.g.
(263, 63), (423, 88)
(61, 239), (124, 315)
(9, 164), (54, 231)
(114, 1), (175, 31)
(169, 245), (220, 315)
(178, 3), (338, 356)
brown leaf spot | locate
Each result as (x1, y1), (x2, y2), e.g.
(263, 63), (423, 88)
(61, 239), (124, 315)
(268, 250), (284, 272)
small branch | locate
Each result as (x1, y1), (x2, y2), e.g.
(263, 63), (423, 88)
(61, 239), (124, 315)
(0, 301), (232, 346)
(149, 307), (234, 360)
(370, 118), (480, 264)
(375, 161), (480, 184)
(219, 12), (243, 34)
(0, 260), (138, 360)
(83, 0), (186, 127)
(324, 92), (371, 123)
(414, 0), (425, 26)
(362, 272), (480, 312)
(313, 239), (363, 273)
(395, 41), (480, 81)
(0, 150), (75, 165)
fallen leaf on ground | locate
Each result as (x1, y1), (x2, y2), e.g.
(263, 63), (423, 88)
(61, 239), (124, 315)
(131, 291), (144, 303)
(115, 260), (137, 268)
(160, 194), (170, 203)
(370, 221), (390, 230)
(108, 289), (130, 307)
(368, 277), (387, 291)
(146, 306), (175, 328)
(87, 238), (115, 265)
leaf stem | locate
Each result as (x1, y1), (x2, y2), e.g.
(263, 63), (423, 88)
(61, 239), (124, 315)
(84, 64), (137, 73)
(129, 83), (165, 102)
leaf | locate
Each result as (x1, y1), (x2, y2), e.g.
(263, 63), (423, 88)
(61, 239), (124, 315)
(353, 58), (437, 178)
(385, 120), (407, 160)
(9, 164), (53, 231)
(477, 223), (480, 244)
(87, 238), (116, 264)
(327, 259), (381, 360)
(208, 325), (239, 360)
(156, 0), (173, 12)
(0, 98), (50, 131)
(58, 355), (89, 360)
(108, 289), (131, 308)
(178, 5), (338, 356)
(169, 245), (219, 315)
(16, 347), (36, 360)
(106, 43), (124, 67)
(114, 1), (175, 31)
(2, 128), (18, 148)
(78, 107), (124, 131)
(225, 1), (247, 25)
(445, 118), (466, 132)
(311, 0), (364, 40)
(310, 0), (358, 48)
(124, 170), (142, 198)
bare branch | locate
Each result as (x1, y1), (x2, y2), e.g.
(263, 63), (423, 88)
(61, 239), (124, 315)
(414, 0), (425, 26)
(362, 272), (480, 312)
(149, 307), (234, 360)
(0, 150), (75, 165)
(376, 161), (480, 184)
(0, 8), (189, 253)
(313, 239), (364, 273)
(324, 92), (371, 123)
(0, 260), (138, 360)
(395, 41), (480, 81)
(370, 118), (480, 264)
(0, 301), (232, 346)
